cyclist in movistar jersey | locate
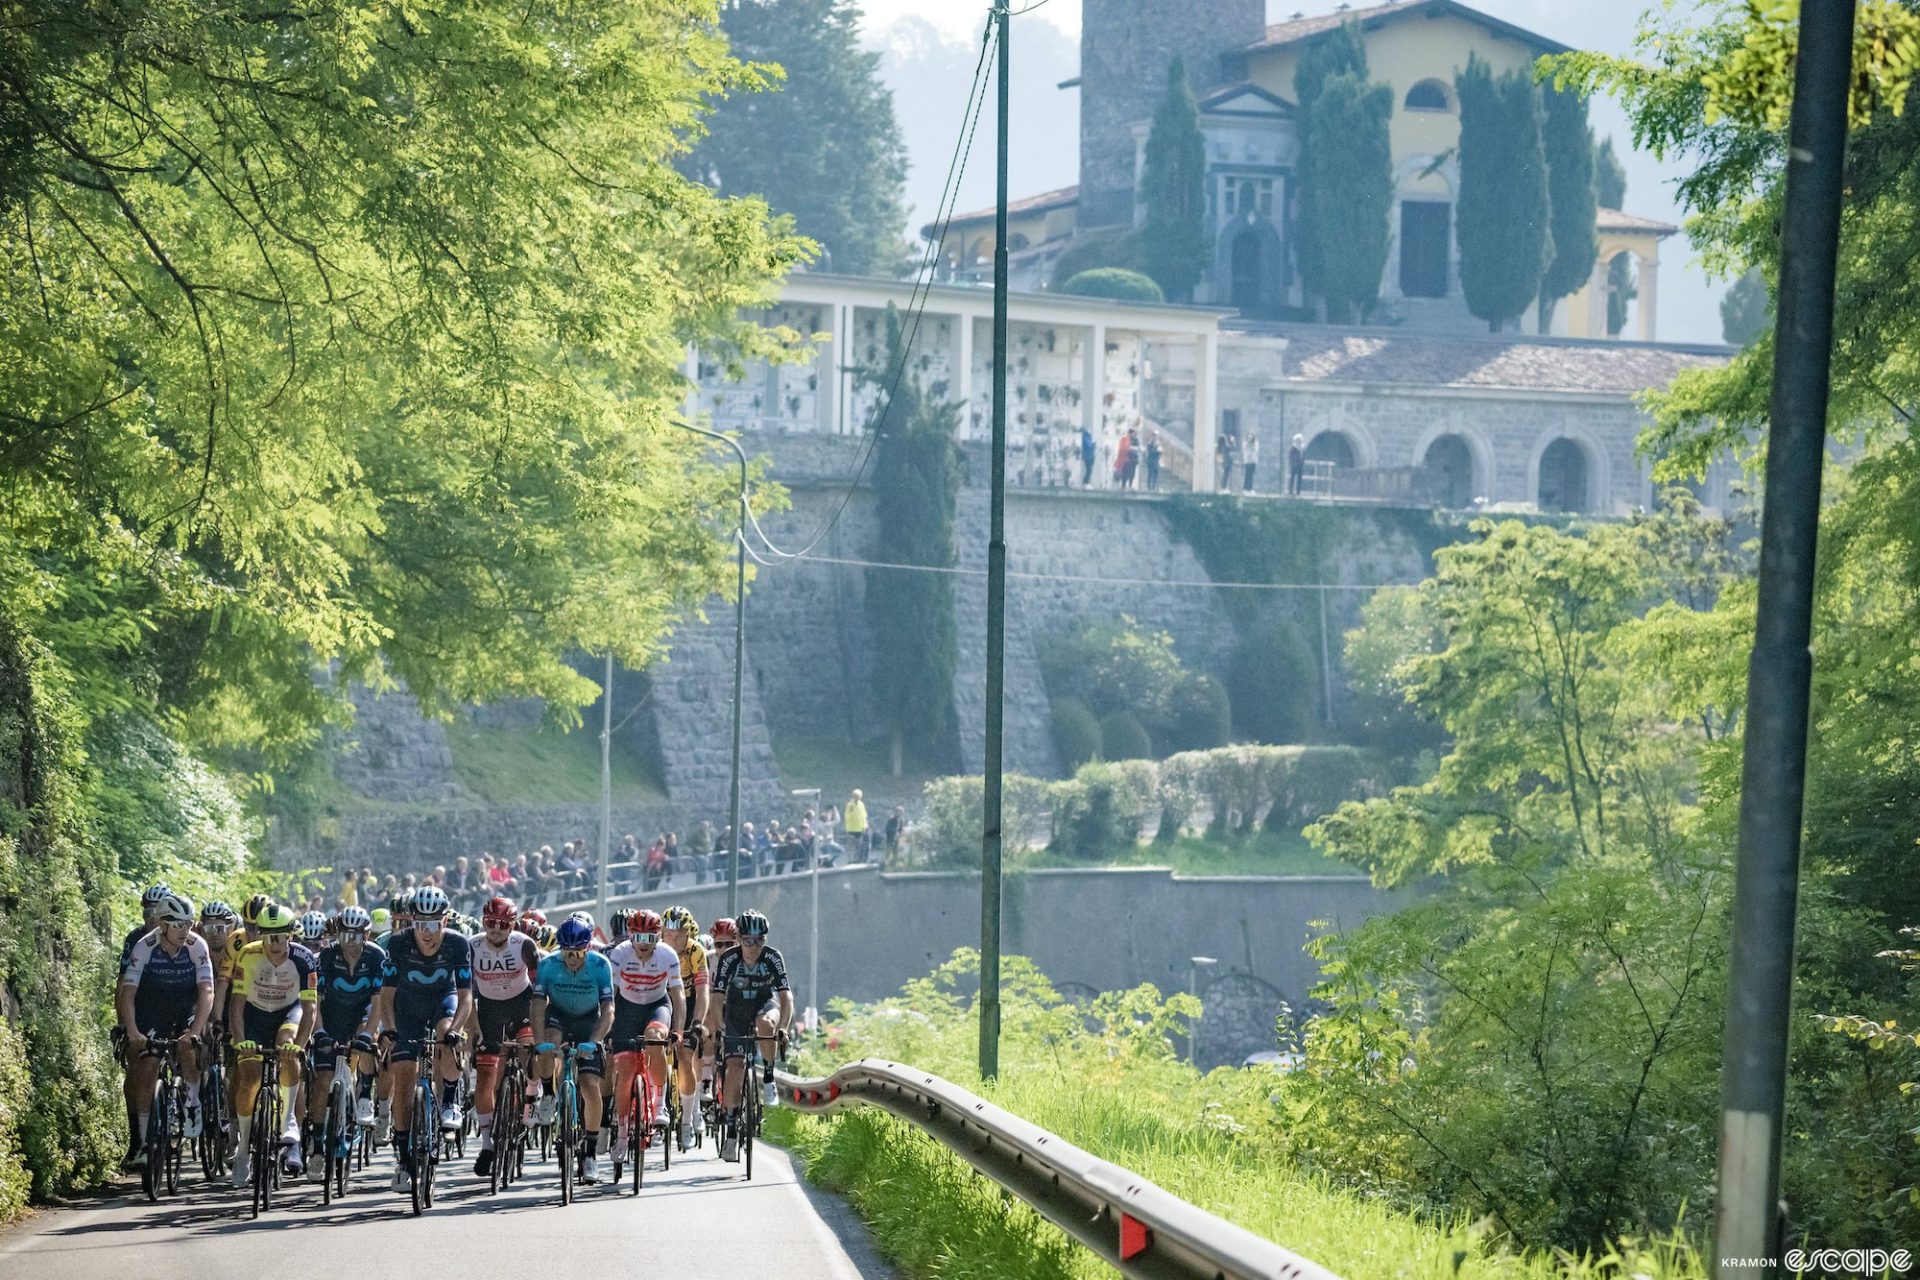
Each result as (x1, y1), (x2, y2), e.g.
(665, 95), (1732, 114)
(304, 905), (385, 1177)
(529, 918), (615, 1183)
(374, 885), (472, 1193)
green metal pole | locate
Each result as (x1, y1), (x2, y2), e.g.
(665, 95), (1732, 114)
(1713, 4), (1854, 1276)
(979, 2), (1009, 1082)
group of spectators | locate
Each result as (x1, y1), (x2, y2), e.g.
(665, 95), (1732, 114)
(316, 787), (908, 915)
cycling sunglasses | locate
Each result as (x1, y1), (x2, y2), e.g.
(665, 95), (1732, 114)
(632, 932), (659, 946)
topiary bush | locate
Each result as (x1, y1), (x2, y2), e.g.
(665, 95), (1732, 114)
(1059, 268), (1165, 304)
(1097, 710), (1152, 762)
(1050, 697), (1102, 772)
(1049, 761), (1154, 859)
(1048, 227), (1147, 287)
(913, 772), (1053, 867)
(1228, 617), (1320, 744)
(1160, 674), (1232, 755)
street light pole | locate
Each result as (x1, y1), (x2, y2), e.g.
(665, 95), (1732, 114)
(1714, 5), (1854, 1276)
(597, 651), (613, 927)
(792, 786), (823, 1031)
(672, 419), (750, 917)
(979, 0), (1010, 1085)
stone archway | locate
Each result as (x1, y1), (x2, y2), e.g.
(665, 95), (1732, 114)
(1420, 433), (1477, 508)
(1214, 212), (1283, 319)
(1537, 437), (1591, 513)
(1303, 430), (1357, 469)
(1196, 970), (1290, 1071)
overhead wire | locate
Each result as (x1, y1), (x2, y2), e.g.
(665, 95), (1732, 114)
(740, 18), (999, 565)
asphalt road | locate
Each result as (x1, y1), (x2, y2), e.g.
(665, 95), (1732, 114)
(0, 1125), (897, 1280)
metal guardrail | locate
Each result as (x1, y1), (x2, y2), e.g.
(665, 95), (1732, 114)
(773, 1058), (1341, 1280)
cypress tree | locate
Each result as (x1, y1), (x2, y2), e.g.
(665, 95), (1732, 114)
(863, 307), (961, 776)
(1537, 84), (1598, 332)
(1301, 72), (1394, 323)
(1139, 58), (1209, 303)
(1292, 22), (1370, 312)
(1455, 55), (1552, 331)
(1592, 138), (1635, 334)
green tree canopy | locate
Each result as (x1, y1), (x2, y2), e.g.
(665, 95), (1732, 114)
(1138, 58), (1209, 304)
(1592, 135), (1628, 209)
(682, 0), (909, 277)
(863, 307), (961, 775)
(1719, 267), (1772, 346)
(0, 1), (808, 757)
(1299, 72), (1394, 323)
(1538, 85), (1598, 329)
(1059, 268), (1164, 303)
(1454, 56), (1552, 331)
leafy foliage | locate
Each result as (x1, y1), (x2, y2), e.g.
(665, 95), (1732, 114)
(1040, 618), (1219, 758)
(1096, 711), (1152, 762)
(863, 308), (962, 772)
(680, 0), (909, 276)
(1455, 56), (1553, 331)
(1138, 59), (1209, 304)
(1718, 267), (1771, 346)
(1058, 268), (1164, 303)
(1227, 616), (1319, 745)
(1047, 228), (1147, 289)
(1049, 697), (1102, 772)
(1539, 85), (1599, 328)
(1299, 71), (1394, 323)
(1292, 21), (1376, 321)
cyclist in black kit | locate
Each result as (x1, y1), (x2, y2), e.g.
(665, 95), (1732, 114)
(703, 909), (792, 1137)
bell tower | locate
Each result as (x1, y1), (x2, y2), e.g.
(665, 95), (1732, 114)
(1077, 0), (1267, 228)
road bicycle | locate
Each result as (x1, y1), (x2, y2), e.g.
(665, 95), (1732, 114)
(401, 1032), (462, 1217)
(534, 1040), (592, 1207)
(317, 1041), (362, 1205)
(197, 1027), (231, 1183)
(136, 1034), (189, 1201)
(485, 1040), (531, 1194)
(611, 1035), (674, 1195)
(241, 1039), (295, 1219)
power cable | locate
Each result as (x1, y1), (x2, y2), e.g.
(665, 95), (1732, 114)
(741, 19), (998, 564)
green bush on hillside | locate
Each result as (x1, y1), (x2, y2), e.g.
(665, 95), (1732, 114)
(1097, 710), (1152, 761)
(1050, 697), (1102, 772)
(1058, 268), (1165, 303)
(1228, 617), (1320, 744)
(1049, 761), (1154, 859)
(1160, 673), (1232, 755)
(1048, 227), (1147, 288)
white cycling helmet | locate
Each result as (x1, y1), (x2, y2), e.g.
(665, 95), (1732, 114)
(298, 910), (328, 942)
(153, 893), (195, 928)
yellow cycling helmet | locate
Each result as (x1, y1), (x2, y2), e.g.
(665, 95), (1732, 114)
(370, 908), (392, 932)
(663, 905), (698, 934)
(256, 903), (298, 933)
(243, 894), (274, 925)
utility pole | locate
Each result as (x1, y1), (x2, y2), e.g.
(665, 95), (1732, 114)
(596, 651), (612, 928)
(1714, 5), (1854, 1277)
(978, 1), (1009, 1082)
(671, 419), (750, 917)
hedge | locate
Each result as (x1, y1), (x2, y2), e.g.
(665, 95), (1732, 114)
(907, 744), (1382, 864)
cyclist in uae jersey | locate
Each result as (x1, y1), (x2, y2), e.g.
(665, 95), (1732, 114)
(374, 886), (472, 1193)
(530, 919), (616, 1182)
(605, 910), (685, 1155)
(116, 893), (214, 1168)
(228, 905), (318, 1183)
(469, 896), (542, 1178)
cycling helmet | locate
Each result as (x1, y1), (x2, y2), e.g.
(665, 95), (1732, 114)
(256, 903), (298, 933)
(535, 925), (558, 949)
(568, 910), (593, 928)
(200, 899), (238, 924)
(696, 933), (714, 953)
(628, 909), (663, 939)
(411, 885), (450, 918)
(141, 883), (174, 907)
(555, 919), (593, 951)
(388, 893), (412, 918)
(154, 893), (194, 927)
(518, 909), (547, 933)
(244, 894), (273, 924)
(662, 905), (698, 934)
(710, 917), (738, 942)
(483, 897), (518, 929)
(338, 906), (372, 933)
(735, 909), (769, 939)
(370, 908), (392, 933)
(298, 910), (328, 942)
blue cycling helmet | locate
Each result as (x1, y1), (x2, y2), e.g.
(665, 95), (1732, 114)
(555, 919), (593, 951)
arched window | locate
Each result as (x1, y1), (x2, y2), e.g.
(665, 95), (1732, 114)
(1304, 431), (1357, 469)
(1404, 79), (1452, 112)
(1420, 434), (1476, 508)
(1537, 438), (1589, 513)
(1230, 226), (1266, 312)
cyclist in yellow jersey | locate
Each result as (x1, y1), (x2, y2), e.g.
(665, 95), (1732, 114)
(227, 905), (318, 1185)
(661, 906), (710, 1148)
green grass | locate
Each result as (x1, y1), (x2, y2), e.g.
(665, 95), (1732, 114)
(772, 733), (937, 810)
(1011, 828), (1353, 877)
(442, 719), (665, 807)
(769, 1070), (1707, 1280)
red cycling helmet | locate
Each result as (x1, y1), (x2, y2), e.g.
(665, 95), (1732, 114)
(710, 918), (738, 941)
(482, 896), (518, 929)
(518, 908), (547, 932)
(628, 909), (663, 938)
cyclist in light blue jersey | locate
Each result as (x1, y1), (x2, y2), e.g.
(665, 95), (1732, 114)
(529, 919), (615, 1182)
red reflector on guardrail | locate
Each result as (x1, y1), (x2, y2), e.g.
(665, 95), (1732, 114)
(828, 1081), (841, 1101)
(1120, 1213), (1151, 1260)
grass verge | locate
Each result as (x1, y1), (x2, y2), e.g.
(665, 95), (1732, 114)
(767, 1069), (1707, 1280)
(442, 719), (664, 806)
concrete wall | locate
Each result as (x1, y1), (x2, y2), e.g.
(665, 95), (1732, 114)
(582, 864), (1403, 1067)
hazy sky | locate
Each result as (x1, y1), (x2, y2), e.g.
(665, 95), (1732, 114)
(857, 0), (1729, 345)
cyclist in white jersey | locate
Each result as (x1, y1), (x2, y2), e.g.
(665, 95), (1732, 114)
(469, 896), (541, 1177)
(605, 909), (685, 1154)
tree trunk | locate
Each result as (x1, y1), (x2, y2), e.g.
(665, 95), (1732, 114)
(889, 730), (904, 779)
